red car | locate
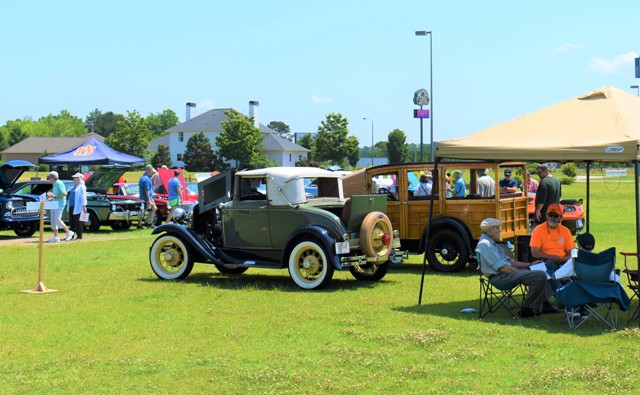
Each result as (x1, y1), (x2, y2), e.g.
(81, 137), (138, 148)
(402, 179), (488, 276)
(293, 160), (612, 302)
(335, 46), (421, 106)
(527, 195), (584, 234)
(109, 168), (197, 225)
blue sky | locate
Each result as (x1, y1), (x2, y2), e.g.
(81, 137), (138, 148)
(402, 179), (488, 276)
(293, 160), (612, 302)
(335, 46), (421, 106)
(1, 0), (638, 146)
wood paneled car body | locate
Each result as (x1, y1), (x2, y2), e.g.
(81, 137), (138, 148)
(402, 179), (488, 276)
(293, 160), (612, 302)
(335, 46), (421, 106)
(342, 162), (533, 272)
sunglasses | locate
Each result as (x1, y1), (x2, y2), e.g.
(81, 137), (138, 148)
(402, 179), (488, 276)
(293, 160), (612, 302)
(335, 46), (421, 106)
(547, 213), (560, 218)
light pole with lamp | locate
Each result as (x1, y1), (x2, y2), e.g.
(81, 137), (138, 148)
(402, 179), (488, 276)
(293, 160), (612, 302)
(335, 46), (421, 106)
(415, 30), (433, 161)
(363, 117), (374, 166)
(631, 85), (639, 96)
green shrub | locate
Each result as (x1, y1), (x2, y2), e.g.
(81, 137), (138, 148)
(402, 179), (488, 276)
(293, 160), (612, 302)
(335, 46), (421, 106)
(561, 162), (577, 178)
(559, 175), (574, 185)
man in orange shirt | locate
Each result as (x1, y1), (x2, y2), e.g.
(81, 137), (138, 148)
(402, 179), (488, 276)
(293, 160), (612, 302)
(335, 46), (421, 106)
(530, 203), (575, 274)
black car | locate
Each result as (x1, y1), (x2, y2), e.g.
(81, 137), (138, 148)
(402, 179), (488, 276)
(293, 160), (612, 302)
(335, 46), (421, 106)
(0, 160), (40, 237)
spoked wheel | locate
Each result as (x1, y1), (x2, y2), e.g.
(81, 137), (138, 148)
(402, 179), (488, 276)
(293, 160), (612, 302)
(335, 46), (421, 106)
(288, 240), (334, 289)
(426, 229), (469, 272)
(214, 264), (249, 275)
(13, 221), (37, 237)
(360, 211), (393, 258)
(349, 261), (390, 281)
(149, 234), (194, 280)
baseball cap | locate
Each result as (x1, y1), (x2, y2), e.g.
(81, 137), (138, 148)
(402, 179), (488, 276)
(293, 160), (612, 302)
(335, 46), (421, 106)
(71, 172), (83, 178)
(547, 203), (563, 216)
(453, 169), (463, 176)
(504, 169), (512, 176)
(480, 218), (502, 230)
(576, 232), (595, 250)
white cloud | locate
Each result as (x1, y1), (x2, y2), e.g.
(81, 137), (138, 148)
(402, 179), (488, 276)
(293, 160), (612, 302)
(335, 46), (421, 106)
(311, 95), (333, 104)
(553, 43), (585, 53)
(588, 51), (639, 74)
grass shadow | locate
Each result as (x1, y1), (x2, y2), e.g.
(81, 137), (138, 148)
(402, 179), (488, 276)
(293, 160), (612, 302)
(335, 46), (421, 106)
(392, 298), (635, 335)
(138, 270), (391, 293)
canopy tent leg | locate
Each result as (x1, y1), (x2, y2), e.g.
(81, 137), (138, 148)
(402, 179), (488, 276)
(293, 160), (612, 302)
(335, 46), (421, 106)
(418, 158), (440, 305)
(585, 161), (590, 233)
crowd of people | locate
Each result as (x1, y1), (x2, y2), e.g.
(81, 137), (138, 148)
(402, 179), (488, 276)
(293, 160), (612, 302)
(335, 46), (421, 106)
(476, 162), (602, 319)
(44, 164), (185, 241)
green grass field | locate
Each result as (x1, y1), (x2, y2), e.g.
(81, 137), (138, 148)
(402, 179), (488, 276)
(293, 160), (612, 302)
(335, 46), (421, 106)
(2, 176), (640, 393)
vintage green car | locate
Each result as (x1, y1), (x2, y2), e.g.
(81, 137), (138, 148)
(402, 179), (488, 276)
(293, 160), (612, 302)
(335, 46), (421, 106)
(148, 167), (407, 289)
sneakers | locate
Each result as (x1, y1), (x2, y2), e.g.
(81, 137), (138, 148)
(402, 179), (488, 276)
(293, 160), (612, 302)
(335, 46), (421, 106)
(47, 236), (60, 243)
(145, 221), (157, 229)
(64, 231), (74, 241)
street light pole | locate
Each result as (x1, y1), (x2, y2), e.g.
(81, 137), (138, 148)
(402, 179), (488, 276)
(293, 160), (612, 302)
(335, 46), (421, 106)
(415, 30), (433, 161)
(363, 117), (374, 166)
(631, 85), (640, 96)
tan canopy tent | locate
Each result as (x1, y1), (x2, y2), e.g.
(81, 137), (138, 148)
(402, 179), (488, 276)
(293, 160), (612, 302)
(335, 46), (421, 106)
(437, 86), (640, 162)
(419, 86), (640, 310)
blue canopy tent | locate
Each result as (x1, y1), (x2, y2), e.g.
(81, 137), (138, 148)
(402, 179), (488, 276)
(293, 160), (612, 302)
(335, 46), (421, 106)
(38, 137), (145, 165)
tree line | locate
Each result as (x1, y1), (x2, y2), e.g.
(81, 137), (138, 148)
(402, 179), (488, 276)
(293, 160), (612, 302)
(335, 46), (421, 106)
(0, 108), (423, 171)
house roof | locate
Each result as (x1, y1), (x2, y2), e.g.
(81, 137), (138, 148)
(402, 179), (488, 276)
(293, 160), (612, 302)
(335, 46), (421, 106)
(1, 133), (105, 154)
(166, 108), (309, 153)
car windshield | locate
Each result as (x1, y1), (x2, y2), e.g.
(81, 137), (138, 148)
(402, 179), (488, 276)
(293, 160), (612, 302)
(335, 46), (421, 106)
(186, 182), (197, 194)
(124, 184), (139, 195)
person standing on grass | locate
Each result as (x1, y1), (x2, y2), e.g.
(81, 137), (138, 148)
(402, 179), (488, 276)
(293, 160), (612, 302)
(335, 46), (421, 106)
(46, 171), (74, 242)
(166, 170), (183, 223)
(139, 165), (157, 227)
(476, 217), (556, 317)
(534, 164), (561, 224)
(67, 173), (87, 241)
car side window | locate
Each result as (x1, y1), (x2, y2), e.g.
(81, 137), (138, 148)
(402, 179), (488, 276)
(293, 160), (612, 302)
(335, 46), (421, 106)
(238, 177), (267, 201)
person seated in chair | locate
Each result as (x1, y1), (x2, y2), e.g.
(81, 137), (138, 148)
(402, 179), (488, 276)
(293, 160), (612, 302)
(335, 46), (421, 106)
(530, 203), (575, 275)
(476, 217), (558, 317)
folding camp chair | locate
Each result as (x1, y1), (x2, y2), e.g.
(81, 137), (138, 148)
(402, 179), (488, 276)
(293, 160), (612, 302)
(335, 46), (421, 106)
(477, 252), (527, 318)
(620, 252), (640, 323)
(556, 247), (630, 330)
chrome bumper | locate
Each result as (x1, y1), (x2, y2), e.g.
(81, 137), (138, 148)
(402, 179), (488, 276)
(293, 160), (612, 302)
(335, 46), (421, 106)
(108, 210), (144, 221)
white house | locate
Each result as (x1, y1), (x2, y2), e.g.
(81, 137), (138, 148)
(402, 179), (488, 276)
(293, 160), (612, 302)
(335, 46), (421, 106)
(149, 106), (309, 168)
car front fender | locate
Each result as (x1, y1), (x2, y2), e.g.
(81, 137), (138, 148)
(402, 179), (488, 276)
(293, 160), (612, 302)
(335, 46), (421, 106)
(151, 223), (219, 264)
(284, 225), (343, 270)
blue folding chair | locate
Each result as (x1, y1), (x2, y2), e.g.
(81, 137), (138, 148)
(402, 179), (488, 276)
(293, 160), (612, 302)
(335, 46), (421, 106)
(556, 247), (630, 329)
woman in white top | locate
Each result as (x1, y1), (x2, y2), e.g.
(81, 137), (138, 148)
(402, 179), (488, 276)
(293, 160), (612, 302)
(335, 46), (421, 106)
(68, 173), (88, 240)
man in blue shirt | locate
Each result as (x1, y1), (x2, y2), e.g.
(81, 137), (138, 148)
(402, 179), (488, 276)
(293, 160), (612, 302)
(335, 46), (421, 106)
(139, 164), (157, 227)
(451, 169), (466, 197)
(166, 170), (183, 223)
(499, 169), (518, 193)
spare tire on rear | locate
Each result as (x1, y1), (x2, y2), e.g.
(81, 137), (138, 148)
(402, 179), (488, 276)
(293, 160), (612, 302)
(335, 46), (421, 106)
(359, 211), (393, 259)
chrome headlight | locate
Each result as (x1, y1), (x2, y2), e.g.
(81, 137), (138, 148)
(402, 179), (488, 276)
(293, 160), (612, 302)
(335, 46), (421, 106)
(6, 201), (13, 209)
(112, 204), (117, 211)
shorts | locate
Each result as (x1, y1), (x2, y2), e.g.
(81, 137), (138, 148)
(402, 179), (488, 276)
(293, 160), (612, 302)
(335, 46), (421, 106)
(168, 198), (181, 208)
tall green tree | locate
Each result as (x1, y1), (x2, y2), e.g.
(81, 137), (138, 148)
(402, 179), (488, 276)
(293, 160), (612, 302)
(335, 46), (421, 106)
(314, 113), (359, 166)
(297, 133), (316, 163)
(6, 120), (30, 146)
(0, 128), (7, 151)
(34, 110), (87, 136)
(147, 109), (179, 136)
(151, 144), (173, 169)
(387, 129), (408, 164)
(267, 121), (292, 141)
(105, 110), (153, 158)
(86, 110), (124, 138)
(183, 132), (227, 172)
(216, 109), (265, 168)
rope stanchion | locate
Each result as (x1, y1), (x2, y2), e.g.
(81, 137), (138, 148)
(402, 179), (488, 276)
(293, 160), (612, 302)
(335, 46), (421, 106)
(22, 200), (58, 294)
